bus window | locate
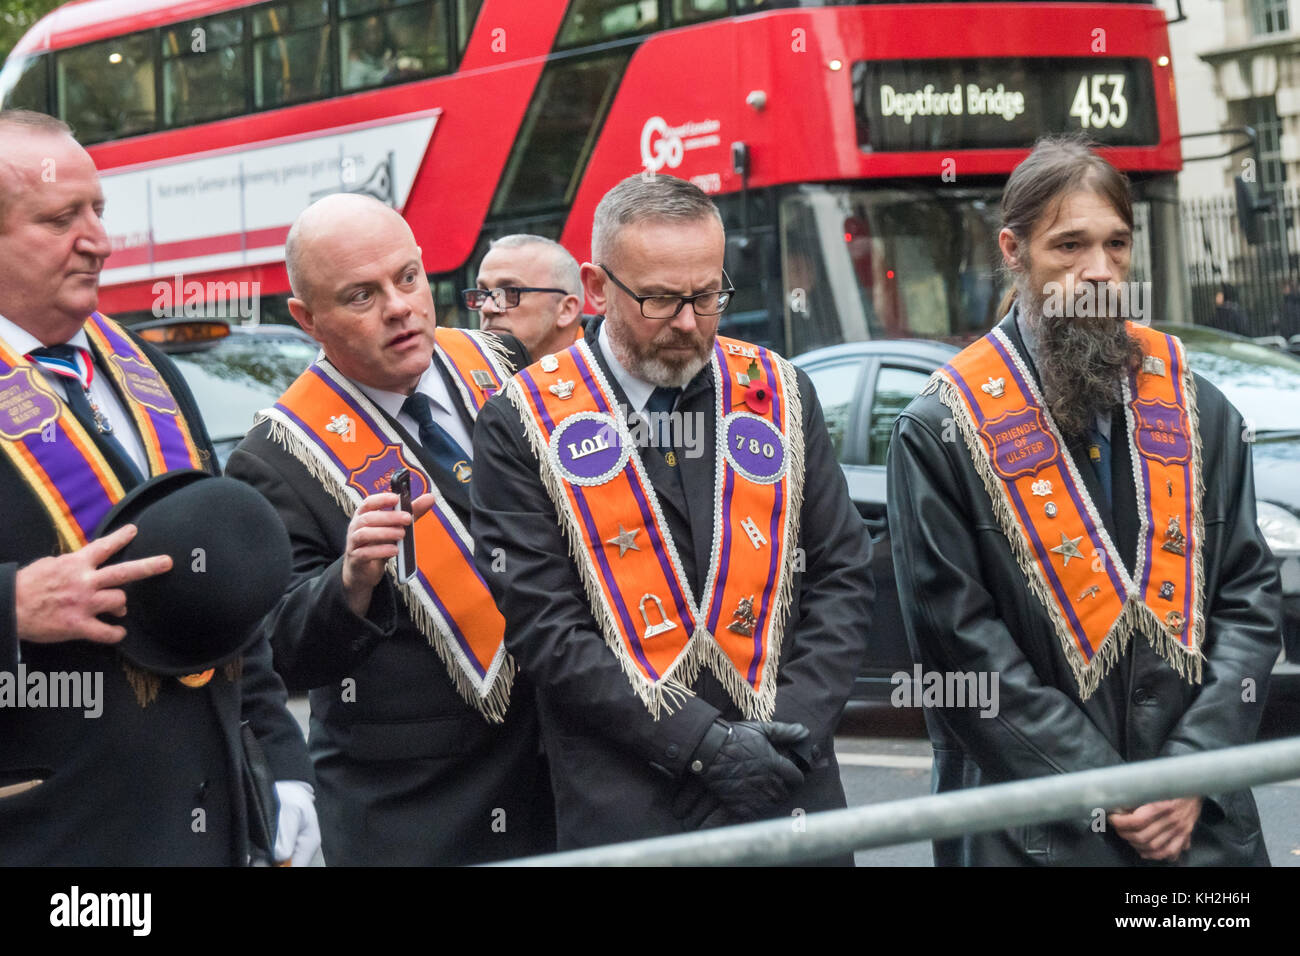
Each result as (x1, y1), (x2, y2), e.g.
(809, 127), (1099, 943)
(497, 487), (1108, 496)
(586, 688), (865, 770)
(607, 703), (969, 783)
(780, 185), (1003, 351)
(673, 0), (732, 25)
(456, 0), (486, 53)
(253, 0), (334, 109)
(557, 0), (660, 48)
(57, 34), (155, 144)
(492, 53), (631, 215)
(162, 13), (248, 127)
(0, 53), (48, 113)
(340, 0), (450, 91)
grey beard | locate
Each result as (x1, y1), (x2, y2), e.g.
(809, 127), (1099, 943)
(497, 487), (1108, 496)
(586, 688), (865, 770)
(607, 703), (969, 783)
(605, 316), (712, 388)
(1018, 280), (1144, 439)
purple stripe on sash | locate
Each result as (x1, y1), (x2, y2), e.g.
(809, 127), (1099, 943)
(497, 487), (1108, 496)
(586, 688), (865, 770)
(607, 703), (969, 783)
(989, 336), (1127, 598)
(708, 467), (736, 634)
(1166, 339), (1193, 639)
(518, 371), (555, 432)
(750, 475), (784, 685)
(950, 368), (1093, 658)
(20, 423), (117, 534)
(749, 348), (786, 684)
(1132, 367), (1160, 603)
(571, 484), (658, 680)
(90, 314), (193, 471)
(444, 347), (485, 413)
(572, 348), (693, 627)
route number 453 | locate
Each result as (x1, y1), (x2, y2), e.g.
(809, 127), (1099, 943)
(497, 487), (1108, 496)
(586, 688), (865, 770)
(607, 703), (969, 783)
(1070, 74), (1128, 130)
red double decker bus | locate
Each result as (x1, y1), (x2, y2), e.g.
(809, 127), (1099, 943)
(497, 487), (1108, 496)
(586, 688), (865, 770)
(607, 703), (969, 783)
(1, 0), (1184, 354)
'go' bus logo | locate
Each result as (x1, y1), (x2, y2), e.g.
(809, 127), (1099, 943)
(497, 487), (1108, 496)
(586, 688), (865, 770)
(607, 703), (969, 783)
(641, 116), (684, 173)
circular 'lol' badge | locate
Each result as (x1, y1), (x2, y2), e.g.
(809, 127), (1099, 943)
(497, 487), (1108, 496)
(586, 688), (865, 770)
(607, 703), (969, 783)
(723, 412), (787, 484)
(550, 412), (629, 486)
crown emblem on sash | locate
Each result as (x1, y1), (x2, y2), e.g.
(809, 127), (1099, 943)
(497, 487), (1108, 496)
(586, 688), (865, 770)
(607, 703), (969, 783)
(549, 379), (575, 400)
(326, 414), (355, 441)
(981, 377), (1005, 398)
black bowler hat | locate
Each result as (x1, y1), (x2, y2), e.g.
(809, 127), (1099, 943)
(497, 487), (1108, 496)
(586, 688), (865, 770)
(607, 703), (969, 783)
(92, 469), (292, 676)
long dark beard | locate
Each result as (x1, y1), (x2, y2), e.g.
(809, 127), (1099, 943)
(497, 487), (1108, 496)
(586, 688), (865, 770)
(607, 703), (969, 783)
(1019, 280), (1144, 439)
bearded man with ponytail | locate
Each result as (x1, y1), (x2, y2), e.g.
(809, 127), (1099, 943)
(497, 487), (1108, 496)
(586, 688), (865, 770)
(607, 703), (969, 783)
(888, 135), (1281, 866)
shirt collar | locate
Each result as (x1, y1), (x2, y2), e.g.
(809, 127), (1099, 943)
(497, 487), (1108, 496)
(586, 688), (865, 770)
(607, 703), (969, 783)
(352, 357), (456, 422)
(596, 320), (655, 413)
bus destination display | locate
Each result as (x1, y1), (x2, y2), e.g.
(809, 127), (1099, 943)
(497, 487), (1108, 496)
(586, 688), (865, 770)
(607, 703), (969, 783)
(855, 58), (1158, 152)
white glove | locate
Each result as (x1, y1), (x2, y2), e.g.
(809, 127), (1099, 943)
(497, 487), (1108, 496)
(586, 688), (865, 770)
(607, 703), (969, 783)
(273, 780), (320, 867)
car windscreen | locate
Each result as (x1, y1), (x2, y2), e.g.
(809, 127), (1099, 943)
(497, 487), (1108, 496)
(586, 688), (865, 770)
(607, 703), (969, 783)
(1165, 326), (1300, 434)
(168, 334), (319, 440)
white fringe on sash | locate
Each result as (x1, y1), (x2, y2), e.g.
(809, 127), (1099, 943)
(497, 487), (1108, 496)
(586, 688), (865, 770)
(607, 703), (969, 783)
(927, 340), (1206, 700)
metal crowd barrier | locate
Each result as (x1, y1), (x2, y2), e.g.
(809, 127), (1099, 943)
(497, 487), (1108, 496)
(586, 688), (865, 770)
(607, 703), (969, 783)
(497, 737), (1300, 866)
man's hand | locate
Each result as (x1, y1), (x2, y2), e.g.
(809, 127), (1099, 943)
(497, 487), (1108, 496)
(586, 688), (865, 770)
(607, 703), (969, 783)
(15, 524), (172, 645)
(340, 491), (435, 617)
(1109, 796), (1203, 861)
(695, 720), (809, 822)
(273, 781), (320, 867)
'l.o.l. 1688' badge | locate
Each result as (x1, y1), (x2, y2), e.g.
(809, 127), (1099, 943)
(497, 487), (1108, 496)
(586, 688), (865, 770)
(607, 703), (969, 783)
(723, 412), (786, 484)
(550, 412), (629, 486)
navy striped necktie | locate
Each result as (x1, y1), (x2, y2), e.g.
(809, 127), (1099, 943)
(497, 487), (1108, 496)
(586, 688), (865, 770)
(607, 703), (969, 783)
(401, 392), (472, 483)
(27, 344), (143, 486)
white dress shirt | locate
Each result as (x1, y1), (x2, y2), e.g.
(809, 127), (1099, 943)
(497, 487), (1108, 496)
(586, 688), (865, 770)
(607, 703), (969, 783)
(0, 312), (150, 474)
(355, 358), (475, 460)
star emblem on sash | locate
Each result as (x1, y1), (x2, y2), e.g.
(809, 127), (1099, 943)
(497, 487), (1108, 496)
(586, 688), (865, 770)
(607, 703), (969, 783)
(1050, 532), (1085, 567)
(605, 523), (640, 557)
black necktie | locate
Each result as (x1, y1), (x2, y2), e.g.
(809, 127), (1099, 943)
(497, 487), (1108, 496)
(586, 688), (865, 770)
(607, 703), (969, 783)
(401, 392), (471, 483)
(27, 344), (143, 487)
(1087, 423), (1113, 509)
(643, 386), (684, 496)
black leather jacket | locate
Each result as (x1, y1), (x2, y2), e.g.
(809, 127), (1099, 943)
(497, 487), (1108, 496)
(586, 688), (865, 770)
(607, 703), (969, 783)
(888, 313), (1282, 865)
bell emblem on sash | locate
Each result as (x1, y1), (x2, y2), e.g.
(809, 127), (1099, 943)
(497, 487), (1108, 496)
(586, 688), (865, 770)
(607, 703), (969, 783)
(639, 594), (678, 640)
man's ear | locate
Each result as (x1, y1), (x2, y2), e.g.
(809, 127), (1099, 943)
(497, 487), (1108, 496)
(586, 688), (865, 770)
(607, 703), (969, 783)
(580, 262), (608, 314)
(287, 297), (317, 339)
(556, 293), (582, 329)
(998, 228), (1023, 271)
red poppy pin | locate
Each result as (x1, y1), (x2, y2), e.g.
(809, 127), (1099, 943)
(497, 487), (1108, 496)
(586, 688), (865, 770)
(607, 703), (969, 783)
(743, 380), (772, 415)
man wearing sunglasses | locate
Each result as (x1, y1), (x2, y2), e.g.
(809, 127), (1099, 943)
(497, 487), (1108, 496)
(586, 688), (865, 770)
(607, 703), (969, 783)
(464, 235), (583, 360)
(470, 174), (873, 857)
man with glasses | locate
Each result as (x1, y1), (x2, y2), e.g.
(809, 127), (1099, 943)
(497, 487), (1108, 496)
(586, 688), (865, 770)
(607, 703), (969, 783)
(470, 174), (874, 856)
(464, 234), (584, 359)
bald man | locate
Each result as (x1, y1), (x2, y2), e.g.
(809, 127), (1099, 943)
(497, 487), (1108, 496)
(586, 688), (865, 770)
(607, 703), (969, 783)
(469, 235), (583, 358)
(226, 194), (555, 865)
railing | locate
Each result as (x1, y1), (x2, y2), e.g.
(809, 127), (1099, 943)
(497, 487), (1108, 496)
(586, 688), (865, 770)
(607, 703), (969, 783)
(496, 737), (1300, 866)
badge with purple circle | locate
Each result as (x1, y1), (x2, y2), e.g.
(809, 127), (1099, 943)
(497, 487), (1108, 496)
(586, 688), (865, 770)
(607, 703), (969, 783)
(551, 412), (629, 486)
(724, 412), (787, 484)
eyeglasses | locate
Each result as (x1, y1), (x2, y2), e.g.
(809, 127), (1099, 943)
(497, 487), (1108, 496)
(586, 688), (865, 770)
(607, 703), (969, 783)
(460, 286), (569, 310)
(600, 264), (734, 319)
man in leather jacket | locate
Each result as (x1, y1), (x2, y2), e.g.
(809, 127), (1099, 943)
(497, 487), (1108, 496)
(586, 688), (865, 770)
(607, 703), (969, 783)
(889, 136), (1281, 866)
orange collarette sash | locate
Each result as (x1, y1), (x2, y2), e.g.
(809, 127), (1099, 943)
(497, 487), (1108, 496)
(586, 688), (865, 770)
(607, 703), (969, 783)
(259, 329), (514, 721)
(0, 312), (204, 551)
(509, 335), (804, 719)
(932, 322), (1204, 698)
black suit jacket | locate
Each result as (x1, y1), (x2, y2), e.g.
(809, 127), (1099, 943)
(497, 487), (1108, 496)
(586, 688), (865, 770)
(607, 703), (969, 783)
(888, 311), (1281, 865)
(0, 329), (312, 865)
(226, 332), (555, 865)
(469, 319), (874, 850)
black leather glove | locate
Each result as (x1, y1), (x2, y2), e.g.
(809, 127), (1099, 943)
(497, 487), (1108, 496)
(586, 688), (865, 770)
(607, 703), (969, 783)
(689, 719), (809, 822)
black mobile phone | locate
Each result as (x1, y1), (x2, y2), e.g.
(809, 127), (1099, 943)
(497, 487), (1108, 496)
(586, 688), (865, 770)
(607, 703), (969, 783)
(390, 467), (416, 581)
